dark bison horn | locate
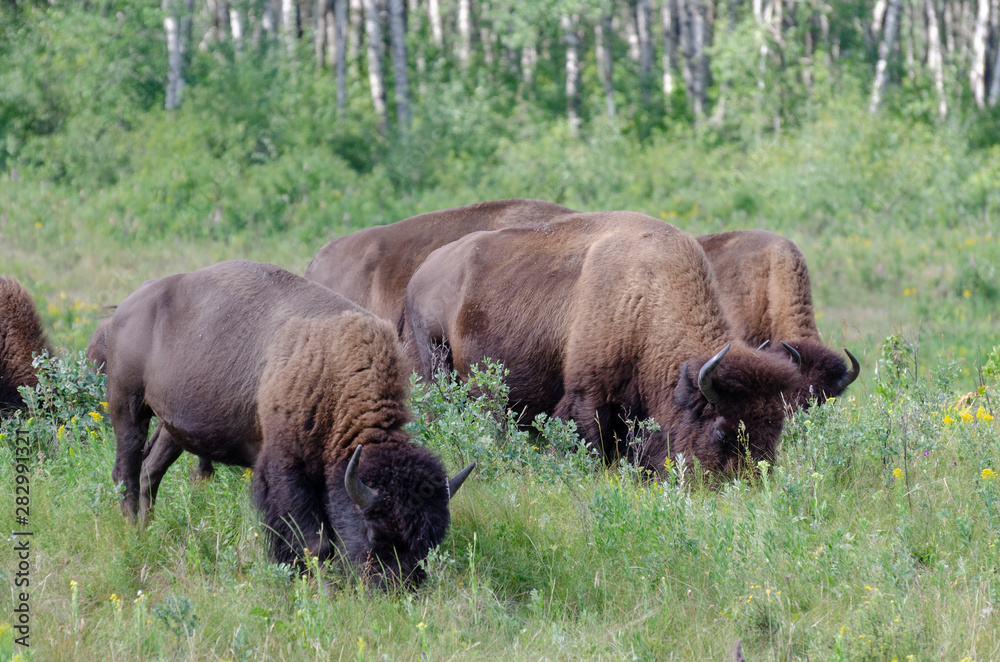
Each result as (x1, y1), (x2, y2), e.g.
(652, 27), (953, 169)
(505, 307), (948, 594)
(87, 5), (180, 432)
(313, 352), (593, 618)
(780, 341), (802, 368)
(345, 445), (376, 511)
(698, 343), (731, 405)
(448, 461), (476, 499)
(836, 348), (861, 392)
(756, 340), (770, 351)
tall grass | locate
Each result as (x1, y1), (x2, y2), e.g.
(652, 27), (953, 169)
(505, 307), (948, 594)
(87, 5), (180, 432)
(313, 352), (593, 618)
(1, 346), (998, 660)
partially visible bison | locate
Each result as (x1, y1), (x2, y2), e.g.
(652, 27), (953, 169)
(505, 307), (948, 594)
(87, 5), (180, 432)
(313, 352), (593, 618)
(404, 214), (801, 475)
(305, 198), (575, 333)
(1, 276), (53, 411)
(696, 230), (859, 407)
(103, 261), (472, 587)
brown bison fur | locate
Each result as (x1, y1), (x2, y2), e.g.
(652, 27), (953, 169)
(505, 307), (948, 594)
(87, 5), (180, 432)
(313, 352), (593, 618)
(304, 198), (576, 334)
(86, 316), (111, 373)
(89, 316), (215, 480)
(404, 213), (801, 475)
(1, 276), (53, 411)
(696, 230), (859, 408)
(104, 261), (462, 586)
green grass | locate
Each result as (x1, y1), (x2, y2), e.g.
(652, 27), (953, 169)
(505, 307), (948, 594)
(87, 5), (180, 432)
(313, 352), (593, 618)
(1, 347), (998, 660)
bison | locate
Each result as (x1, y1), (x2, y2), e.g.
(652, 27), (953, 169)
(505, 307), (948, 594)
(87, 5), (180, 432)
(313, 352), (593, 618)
(1, 276), (53, 411)
(404, 213), (801, 475)
(305, 198), (576, 333)
(696, 230), (859, 407)
(103, 260), (473, 587)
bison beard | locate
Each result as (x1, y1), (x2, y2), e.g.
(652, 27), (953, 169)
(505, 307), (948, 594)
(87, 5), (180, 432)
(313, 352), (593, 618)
(104, 261), (471, 587)
(0, 276), (53, 412)
(405, 214), (801, 475)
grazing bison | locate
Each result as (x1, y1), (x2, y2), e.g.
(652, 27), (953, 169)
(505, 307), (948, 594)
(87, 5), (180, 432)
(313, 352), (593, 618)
(104, 261), (473, 587)
(305, 198), (576, 333)
(696, 230), (859, 407)
(1, 276), (53, 411)
(404, 214), (801, 475)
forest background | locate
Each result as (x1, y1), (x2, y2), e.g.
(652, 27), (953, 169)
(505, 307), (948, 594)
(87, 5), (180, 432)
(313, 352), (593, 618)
(1, 0), (1000, 659)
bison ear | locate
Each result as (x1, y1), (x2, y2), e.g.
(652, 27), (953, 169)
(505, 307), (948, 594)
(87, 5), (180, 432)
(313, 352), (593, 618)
(448, 462), (476, 499)
(345, 445), (378, 511)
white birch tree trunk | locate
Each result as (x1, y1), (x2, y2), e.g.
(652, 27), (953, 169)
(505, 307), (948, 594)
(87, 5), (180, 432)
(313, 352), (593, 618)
(943, 0), (955, 53)
(316, 0), (327, 65)
(363, 0), (388, 131)
(926, 0), (949, 116)
(679, 0), (706, 119)
(870, 0), (902, 111)
(970, 0), (990, 106)
(282, 0), (298, 56)
(336, 0), (348, 109)
(595, 15), (616, 117)
(164, 0), (184, 110)
(349, 0), (364, 61)
(561, 13), (581, 132)
(428, 0), (443, 47)
(637, 0), (654, 102)
(662, 0), (677, 96)
(262, 0), (277, 43)
(990, 12), (1000, 104)
(521, 42), (537, 90)
(388, 0), (410, 126)
(626, 4), (641, 61)
(230, 6), (244, 48)
(457, 0), (472, 68)
(326, 0), (337, 66)
(479, 1), (494, 65)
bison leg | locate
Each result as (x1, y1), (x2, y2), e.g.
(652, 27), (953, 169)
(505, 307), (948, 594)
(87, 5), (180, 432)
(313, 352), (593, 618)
(109, 389), (153, 521)
(196, 456), (215, 480)
(138, 425), (184, 523)
(554, 393), (627, 464)
(252, 445), (332, 566)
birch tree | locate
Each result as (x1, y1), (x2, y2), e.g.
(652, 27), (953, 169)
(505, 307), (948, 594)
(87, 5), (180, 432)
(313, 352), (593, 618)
(970, 0), (990, 106)
(335, 0), (348, 109)
(388, 0), (410, 126)
(662, 0), (678, 96)
(595, 13), (616, 117)
(428, 0), (444, 47)
(870, 0), (902, 111)
(457, 0), (472, 68)
(562, 13), (582, 131)
(926, 0), (949, 116)
(163, 0), (188, 110)
(637, 0), (654, 101)
(281, 0), (298, 55)
(363, 0), (388, 132)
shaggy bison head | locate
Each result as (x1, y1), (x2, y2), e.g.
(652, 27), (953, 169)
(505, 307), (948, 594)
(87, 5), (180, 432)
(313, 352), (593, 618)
(669, 343), (800, 474)
(333, 443), (474, 589)
(770, 340), (860, 408)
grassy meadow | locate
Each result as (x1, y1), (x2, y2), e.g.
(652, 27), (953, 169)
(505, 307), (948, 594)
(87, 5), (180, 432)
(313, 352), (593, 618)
(2, 14), (1000, 656)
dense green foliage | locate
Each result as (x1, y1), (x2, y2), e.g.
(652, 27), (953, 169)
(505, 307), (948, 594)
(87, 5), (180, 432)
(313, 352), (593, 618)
(2, 2), (1000, 660)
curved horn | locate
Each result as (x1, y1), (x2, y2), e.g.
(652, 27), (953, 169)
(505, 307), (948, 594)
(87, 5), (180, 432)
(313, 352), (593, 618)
(780, 341), (802, 368)
(448, 461), (476, 499)
(698, 343), (731, 405)
(836, 348), (861, 392)
(756, 340), (770, 351)
(345, 445), (376, 511)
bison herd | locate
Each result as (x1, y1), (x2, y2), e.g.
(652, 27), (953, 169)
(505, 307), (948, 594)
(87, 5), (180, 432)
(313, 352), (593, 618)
(1, 198), (859, 588)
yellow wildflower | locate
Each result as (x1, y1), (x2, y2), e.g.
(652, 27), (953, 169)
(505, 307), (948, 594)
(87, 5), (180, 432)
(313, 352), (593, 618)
(959, 408), (973, 422)
(976, 407), (994, 422)
(88, 411), (103, 422)
(101, 401), (109, 410)
(982, 468), (998, 481)
(893, 468), (903, 481)
(416, 621), (427, 632)
(942, 414), (955, 425)
(242, 468), (253, 481)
